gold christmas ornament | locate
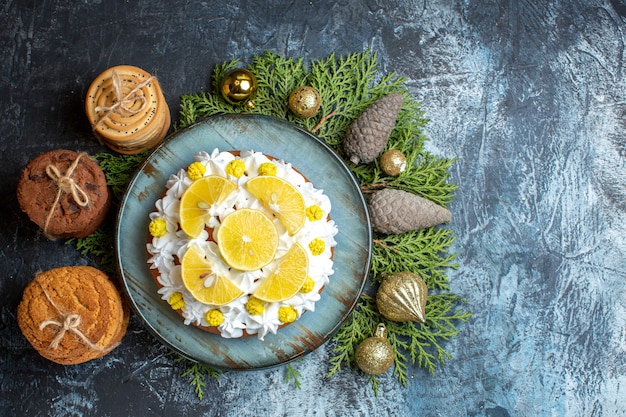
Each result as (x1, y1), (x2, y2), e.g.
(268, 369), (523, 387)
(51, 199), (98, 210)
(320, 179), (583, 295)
(376, 272), (428, 323)
(354, 323), (395, 376)
(288, 86), (321, 118)
(380, 149), (407, 176)
(220, 68), (258, 107)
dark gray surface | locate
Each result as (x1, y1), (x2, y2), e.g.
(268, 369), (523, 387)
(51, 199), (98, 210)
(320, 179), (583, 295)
(2, 1), (626, 416)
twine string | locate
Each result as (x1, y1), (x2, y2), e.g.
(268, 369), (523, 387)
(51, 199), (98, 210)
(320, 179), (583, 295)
(42, 152), (90, 239)
(39, 314), (104, 351)
(93, 70), (155, 129)
(36, 280), (110, 352)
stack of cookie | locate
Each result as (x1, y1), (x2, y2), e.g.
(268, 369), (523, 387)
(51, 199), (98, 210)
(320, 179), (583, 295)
(17, 149), (110, 240)
(85, 65), (170, 154)
(17, 266), (129, 365)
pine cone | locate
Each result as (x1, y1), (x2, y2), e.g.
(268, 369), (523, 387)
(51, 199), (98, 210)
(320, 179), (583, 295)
(368, 188), (451, 234)
(344, 93), (403, 164)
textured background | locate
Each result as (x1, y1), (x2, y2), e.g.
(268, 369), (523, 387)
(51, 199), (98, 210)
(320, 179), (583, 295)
(2, 1), (626, 416)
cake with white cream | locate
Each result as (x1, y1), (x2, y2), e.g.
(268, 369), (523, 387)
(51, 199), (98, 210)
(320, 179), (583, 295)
(146, 149), (337, 340)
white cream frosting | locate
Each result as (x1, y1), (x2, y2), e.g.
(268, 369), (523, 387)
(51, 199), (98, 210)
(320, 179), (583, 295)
(147, 149), (338, 340)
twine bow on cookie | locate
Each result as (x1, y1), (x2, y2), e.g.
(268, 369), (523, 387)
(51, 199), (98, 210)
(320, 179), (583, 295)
(43, 152), (90, 239)
(39, 313), (103, 351)
(93, 69), (155, 129)
(37, 281), (111, 353)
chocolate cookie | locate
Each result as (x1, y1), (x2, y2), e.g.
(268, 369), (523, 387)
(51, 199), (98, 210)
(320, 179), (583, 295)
(17, 149), (110, 239)
(17, 266), (129, 365)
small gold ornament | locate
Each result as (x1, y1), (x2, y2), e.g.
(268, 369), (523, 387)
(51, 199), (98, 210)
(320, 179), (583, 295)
(376, 271), (428, 323)
(380, 149), (407, 176)
(354, 323), (394, 375)
(288, 86), (321, 118)
(220, 68), (258, 107)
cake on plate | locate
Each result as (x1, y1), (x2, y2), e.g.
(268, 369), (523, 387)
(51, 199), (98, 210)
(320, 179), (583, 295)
(146, 148), (338, 340)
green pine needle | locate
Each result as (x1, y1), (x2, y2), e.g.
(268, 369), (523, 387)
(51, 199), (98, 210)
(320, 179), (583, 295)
(95, 151), (151, 201)
(175, 356), (222, 401)
(371, 228), (458, 290)
(285, 362), (303, 389)
(66, 225), (116, 274)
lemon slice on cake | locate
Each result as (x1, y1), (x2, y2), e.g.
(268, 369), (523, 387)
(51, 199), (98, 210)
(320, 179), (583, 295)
(245, 176), (306, 235)
(180, 245), (244, 306)
(253, 242), (309, 302)
(179, 175), (237, 238)
(216, 208), (279, 271)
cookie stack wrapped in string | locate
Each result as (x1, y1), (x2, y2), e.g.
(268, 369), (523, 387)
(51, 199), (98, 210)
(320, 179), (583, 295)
(17, 266), (129, 365)
(85, 65), (171, 154)
(17, 149), (111, 240)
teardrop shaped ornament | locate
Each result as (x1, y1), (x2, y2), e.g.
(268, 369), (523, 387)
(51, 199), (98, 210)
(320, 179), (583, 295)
(376, 272), (428, 323)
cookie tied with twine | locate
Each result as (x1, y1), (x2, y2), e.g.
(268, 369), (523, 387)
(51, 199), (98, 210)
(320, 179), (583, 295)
(17, 149), (111, 239)
(17, 266), (129, 365)
(85, 65), (171, 154)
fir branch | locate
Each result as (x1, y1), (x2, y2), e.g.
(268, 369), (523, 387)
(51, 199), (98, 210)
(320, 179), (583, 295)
(177, 91), (230, 129)
(67, 151), (148, 273)
(177, 59), (242, 129)
(368, 375), (381, 396)
(285, 362), (303, 389)
(94, 151), (151, 201)
(307, 51), (405, 148)
(175, 356), (222, 401)
(66, 222), (116, 274)
(328, 291), (470, 391)
(326, 294), (379, 379)
(249, 51), (308, 117)
(359, 153), (458, 207)
(371, 228), (458, 290)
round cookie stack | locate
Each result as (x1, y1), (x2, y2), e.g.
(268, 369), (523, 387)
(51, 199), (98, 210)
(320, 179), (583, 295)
(85, 65), (170, 154)
(17, 149), (110, 239)
(17, 266), (129, 365)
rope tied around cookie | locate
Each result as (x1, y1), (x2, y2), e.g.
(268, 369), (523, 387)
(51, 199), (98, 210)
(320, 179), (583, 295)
(93, 69), (155, 130)
(36, 280), (111, 353)
(43, 152), (90, 239)
(39, 313), (104, 351)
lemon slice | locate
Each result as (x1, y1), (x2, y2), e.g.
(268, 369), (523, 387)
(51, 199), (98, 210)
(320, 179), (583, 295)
(179, 175), (237, 238)
(245, 176), (306, 235)
(253, 242), (309, 302)
(216, 209), (279, 271)
(180, 245), (244, 305)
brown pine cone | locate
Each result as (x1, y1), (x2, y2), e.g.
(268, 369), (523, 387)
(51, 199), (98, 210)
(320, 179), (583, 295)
(344, 93), (403, 164)
(368, 188), (451, 234)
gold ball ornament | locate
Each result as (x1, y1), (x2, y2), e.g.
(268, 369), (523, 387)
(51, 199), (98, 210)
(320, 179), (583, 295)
(354, 323), (395, 376)
(380, 149), (407, 176)
(376, 271), (428, 323)
(220, 68), (258, 108)
(288, 86), (321, 118)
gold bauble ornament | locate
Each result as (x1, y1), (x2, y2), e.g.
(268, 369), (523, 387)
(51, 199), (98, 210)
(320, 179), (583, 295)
(380, 149), (407, 176)
(220, 68), (258, 107)
(376, 271), (428, 323)
(354, 323), (394, 376)
(288, 86), (321, 118)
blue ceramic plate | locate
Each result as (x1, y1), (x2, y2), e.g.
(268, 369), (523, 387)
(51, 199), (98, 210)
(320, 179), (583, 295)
(116, 114), (371, 370)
